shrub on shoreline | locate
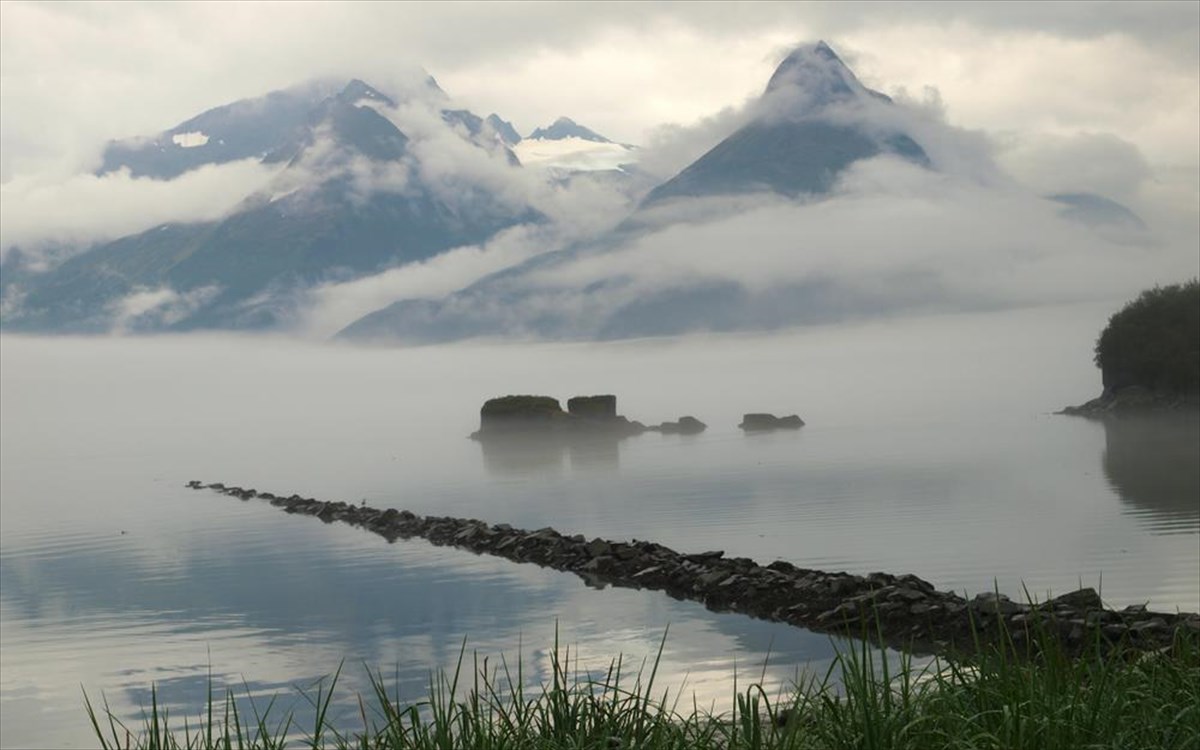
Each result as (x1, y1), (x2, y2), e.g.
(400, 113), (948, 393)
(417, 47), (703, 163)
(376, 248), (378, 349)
(1095, 279), (1200, 396)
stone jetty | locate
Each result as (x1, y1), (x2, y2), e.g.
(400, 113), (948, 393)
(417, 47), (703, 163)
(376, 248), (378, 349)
(188, 480), (1199, 657)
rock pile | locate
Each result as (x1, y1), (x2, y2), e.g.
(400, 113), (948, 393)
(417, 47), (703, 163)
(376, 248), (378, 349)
(188, 480), (1199, 657)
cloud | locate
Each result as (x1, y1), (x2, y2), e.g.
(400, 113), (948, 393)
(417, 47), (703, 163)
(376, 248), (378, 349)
(287, 96), (640, 339)
(4, 2), (1194, 182)
(371, 151), (1194, 342)
(839, 26), (1199, 171)
(108, 284), (222, 333)
(995, 131), (1152, 203)
(326, 41), (1195, 343)
(0, 159), (280, 264)
(369, 95), (638, 230)
(636, 104), (751, 182)
(1, 2), (1195, 339)
(295, 223), (568, 338)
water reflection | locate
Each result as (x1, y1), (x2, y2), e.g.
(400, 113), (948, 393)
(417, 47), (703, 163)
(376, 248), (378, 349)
(0, 510), (848, 747)
(477, 433), (622, 475)
(1102, 412), (1200, 531)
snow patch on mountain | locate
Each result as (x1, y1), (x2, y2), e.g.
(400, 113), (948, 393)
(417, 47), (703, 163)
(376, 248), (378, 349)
(171, 131), (210, 148)
(514, 137), (637, 173)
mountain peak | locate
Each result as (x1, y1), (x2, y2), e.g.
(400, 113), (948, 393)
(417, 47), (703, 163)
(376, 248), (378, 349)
(764, 41), (869, 103)
(528, 117), (612, 144)
(640, 40), (926, 207)
(486, 114), (522, 145)
(337, 79), (396, 108)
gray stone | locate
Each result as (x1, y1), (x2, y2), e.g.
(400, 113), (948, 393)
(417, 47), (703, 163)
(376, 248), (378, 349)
(1046, 588), (1103, 611)
(586, 539), (612, 557)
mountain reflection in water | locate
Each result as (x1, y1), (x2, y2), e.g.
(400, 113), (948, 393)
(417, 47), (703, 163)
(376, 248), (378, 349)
(1103, 412), (1200, 531)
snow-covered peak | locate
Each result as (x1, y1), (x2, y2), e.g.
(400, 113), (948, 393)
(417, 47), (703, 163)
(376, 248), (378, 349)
(527, 117), (612, 144)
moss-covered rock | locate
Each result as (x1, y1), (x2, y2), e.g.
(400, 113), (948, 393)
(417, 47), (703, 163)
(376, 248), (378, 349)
(476, 395), (568, 435)
(739, 413), (805, 431)
(473, 394), (648, 439)
(567, 395), (617, 419)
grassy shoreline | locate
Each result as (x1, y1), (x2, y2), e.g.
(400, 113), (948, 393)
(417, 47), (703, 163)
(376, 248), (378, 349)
(85, 623), (1199, 750)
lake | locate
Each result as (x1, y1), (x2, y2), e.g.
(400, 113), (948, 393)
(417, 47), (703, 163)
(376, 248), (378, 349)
(2, 302), (1197, 748)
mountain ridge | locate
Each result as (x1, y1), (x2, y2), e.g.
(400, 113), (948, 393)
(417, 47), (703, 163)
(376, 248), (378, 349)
(4, 77), (540, 333)
(527, 116), (613, 144)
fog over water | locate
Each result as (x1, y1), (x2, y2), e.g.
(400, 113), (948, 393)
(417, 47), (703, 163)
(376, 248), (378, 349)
(2, 302), (1198, 747)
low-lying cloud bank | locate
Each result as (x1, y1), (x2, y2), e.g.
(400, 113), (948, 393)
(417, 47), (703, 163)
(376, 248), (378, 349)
(330, 55), (1197, 344)
(337, 152), (1196, 343)
(0, 159), (280, 266)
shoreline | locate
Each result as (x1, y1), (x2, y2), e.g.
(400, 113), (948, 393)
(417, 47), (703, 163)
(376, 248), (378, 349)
(189, 481), (1200, 658)
(1058, 387), (1200, 418)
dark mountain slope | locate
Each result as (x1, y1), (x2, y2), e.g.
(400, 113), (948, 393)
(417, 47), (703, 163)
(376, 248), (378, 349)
(642, 41), (928, 206)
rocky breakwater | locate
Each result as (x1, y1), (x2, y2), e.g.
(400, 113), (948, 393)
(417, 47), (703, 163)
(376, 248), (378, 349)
(187, 480), (1199, 658)
(471, 394), (706, 438)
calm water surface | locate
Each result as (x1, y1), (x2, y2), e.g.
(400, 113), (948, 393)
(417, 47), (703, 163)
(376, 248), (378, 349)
(2, 303), (1197, 748)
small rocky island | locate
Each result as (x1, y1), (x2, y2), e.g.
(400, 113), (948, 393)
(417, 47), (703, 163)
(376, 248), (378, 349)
(1061, 280), (1199, 416)
(470, 394), (706, 439)
(739, 413), (805, 431)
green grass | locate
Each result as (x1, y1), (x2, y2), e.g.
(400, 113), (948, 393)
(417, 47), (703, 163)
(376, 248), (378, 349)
(84, 625), (1200, 750)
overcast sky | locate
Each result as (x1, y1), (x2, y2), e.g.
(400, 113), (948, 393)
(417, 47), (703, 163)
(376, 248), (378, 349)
(2, 1), (1197, 183)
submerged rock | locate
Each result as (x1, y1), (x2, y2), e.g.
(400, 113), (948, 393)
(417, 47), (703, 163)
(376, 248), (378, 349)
(739, 413), (805, 431)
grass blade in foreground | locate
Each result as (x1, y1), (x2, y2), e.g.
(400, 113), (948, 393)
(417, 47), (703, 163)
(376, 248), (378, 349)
(86, 622), (1199, 749)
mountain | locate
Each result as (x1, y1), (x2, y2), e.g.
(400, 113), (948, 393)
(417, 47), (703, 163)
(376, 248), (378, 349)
(337, 42), (936, 344)
(514, 118), (638, 179)
(1048, 193), (1147, 230)
(3, 79), (539, 333)
(96, 77), (447, 180)
(96, 81), (338, 180)
(641, 41), (927, 206)
(528, 117), (613, 143)
(486, 114), (522, 145)
(441, 109), (521, 165)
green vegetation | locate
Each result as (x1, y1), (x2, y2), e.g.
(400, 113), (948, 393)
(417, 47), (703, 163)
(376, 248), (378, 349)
(85, 625), (1200, 750)
(480, 395), (565, 418)
(1095, 279), (1200, 395)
